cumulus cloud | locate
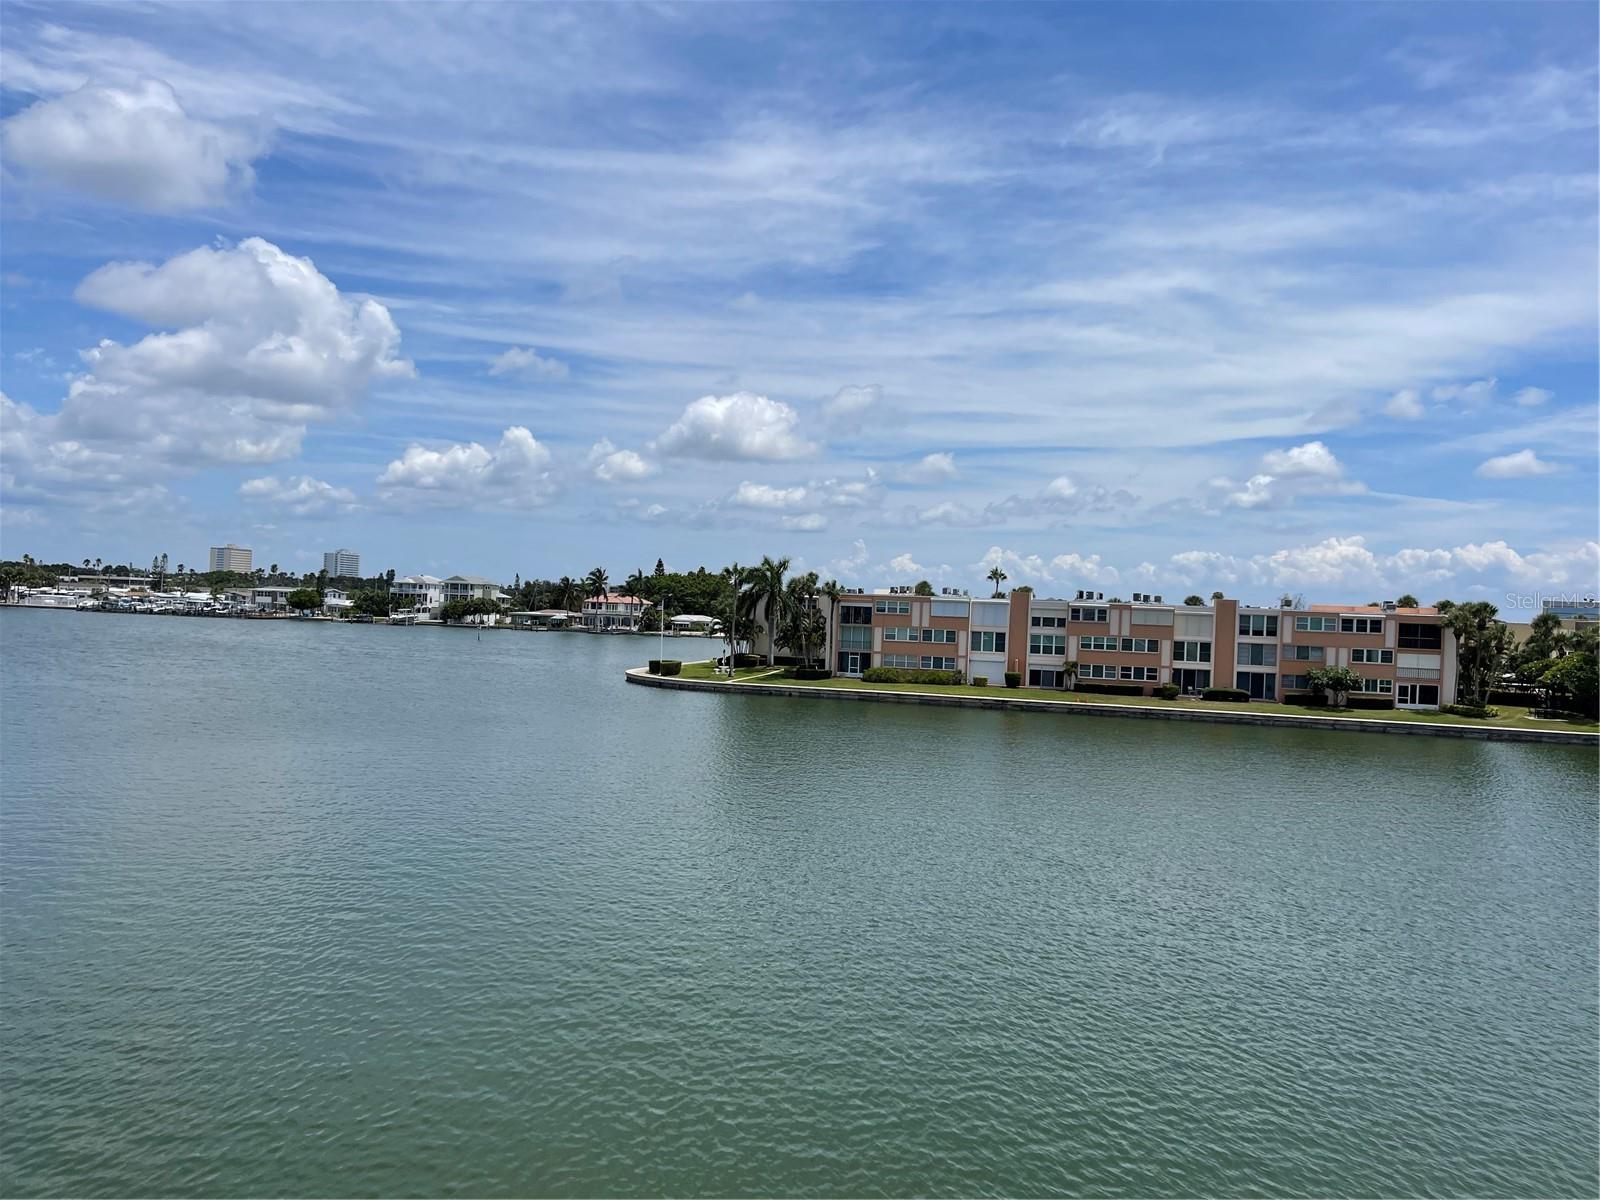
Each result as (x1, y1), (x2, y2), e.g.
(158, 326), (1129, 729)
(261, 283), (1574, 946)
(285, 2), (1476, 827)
(1218, 440), (1365, 509)
(377, 425), (556, 508)
(1476, 448), (1561, 478)
(2, 238), (411, 495)
(2, 78), (262, 211)
(1049, 552), (1120, 584)
(488, 346), (569, 379)
(820, 384), (883, 435)
(586, 438), (655, 483)
(781, 513), (827, 531)
(1384, 388), (1425, 419)
(895, 452), (957, 483)
(656, 391), (816, 461)
(730, 481), (809, 509)
(238, 474), (357, 516)
(887, 552), (924, 574)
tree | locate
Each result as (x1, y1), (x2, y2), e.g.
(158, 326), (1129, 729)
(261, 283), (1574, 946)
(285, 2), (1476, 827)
(913, 579), (934, 596)
(820, 578), (842, 672)
(624, 567), (650, 601)
(1183, 595), (1205, 606)
(286, 588), (323, 613)
(584, 567), (609, 601)
(1443, 600), (1512, 708)
(1305, 665), (1364, 707)
(557, 576), (581, 612)
(1060, 660), (1079, 691)
(720, 562), (750, 669)
(82, 558), (90, 571)
(1396, 593), (1419, 608)
(654, 558), (666, 577)
(987, 566), (1007, 598)
(1540, 646), (1599, 715)
(1211, 590), (1224, 602)
(746, 555), (792, 666)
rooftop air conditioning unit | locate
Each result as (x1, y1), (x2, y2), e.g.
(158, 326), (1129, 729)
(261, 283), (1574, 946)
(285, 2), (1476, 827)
(1381, 600), (1397, 611)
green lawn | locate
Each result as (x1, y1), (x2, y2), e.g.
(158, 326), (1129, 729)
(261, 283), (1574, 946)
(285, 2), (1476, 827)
(658, 661), (1597, 732)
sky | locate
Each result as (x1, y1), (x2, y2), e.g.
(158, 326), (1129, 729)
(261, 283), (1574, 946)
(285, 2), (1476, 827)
(1, 1), (1596, 612)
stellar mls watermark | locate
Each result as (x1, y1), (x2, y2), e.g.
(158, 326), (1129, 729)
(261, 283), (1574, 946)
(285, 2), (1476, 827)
(1502, 591), (1599, 612)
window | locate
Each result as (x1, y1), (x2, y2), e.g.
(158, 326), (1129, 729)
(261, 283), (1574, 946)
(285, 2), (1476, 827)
(1237, 643), (1277, 667)
(874, 599), (911, 614)
(970, 630), (1006, 653)
(840, 605), (872, 625)
(1360, 677), (1394, 694)
(1340, 616), (1382, 635)
(1283, 644), (1324, 661)
(1238, 614), (1279, 637)
(1281, 674), (1310, 692)
(839, 625), (871, 650)
(1351, 648), (1393, 664)
(1029, 668), (1066, 688)
(1120, 637), (1159, 653)
(1079, 635), (1117, 651)
(1173, 640), (1212, 663)
(1236, 672), (1277, 700)
(883, 627), (917, 642)
(1080, 663), (1117, 680)
(882, 654), (919, 669)
(1029, 634), (1066, 655)
(1070, 606), (1108, 623)
(971, 602), (1008, 628)
(930, 600), (968, 618)
(921, 656), (956, 671)
(1031, 614), (1066, 628)
(1398, 623), (1442, 649)
(922, 628), (958, 644)
(1398, 683), (1440, 706)
(1120, 666), (1158, 681)
(1294, 615), (1338, 632)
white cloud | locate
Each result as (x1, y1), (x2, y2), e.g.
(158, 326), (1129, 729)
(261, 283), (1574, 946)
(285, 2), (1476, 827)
(586, 438), (655, 483)
(1511, 386), (1552, 408)
(238, 474), (357, 516)
(781, 513), (827, 531)
(1, 78), (262, 211)
(1049, 552), (1120, 584)
(2, 238), (411, 494)
(1431, 377), (1497, 407)
(895, 452), (957, 483)
(729, 481), (809, 509)
(821, 384), (883, 435)
(377, 425), (556, 508)
(1219, 441), (1364, 509)
(974, 545), (1051, 582)
(887, 552), (924, 574)
(488, 346), (569, 379)
(656, 391), (815, 461)
(1384, 388), (1425, 419)
(1476, 448), (1561, 479)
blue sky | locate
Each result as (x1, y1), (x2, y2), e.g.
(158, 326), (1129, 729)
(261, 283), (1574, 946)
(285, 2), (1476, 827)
(1, 1), (1595, 610)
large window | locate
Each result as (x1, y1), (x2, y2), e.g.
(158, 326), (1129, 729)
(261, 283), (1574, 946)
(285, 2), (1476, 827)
(1237, 643), (1277, 666)
(1236, 672), (1277, 700)
(882, 654), (920, 669)
(930, 600), (968, 618)
(1120, 666), (1158, 681)
(1282, 644), (1324, 661)
(1238, 613), (1279, 637)
(1080, 663), (1117, 679)
(874, 599), (911, 614)
(1079, 635), (1117, 651)
(1281, 673), (1311, 692)
(1029, 668), (1067, 688)
(840, 605), (872, 625)
(1294, 615), (1338, 632)
(1398, 623), (1442, 649)
(1029, 634), (1066, 656)
(839, 625), (871, 650)
(1173, 640), (1211, 663)
(1031, 615), (1066, 628)
(1351, 648), (1393, 664)
(1120, 637), (1159, 653)
(884, 627), (957, 643)
(1340, 616), (1382, 635)
(1070, 606), (1108, 623)
(1360, 677), (1394, 694)
(969, 630), (1006, 653)
(921, 656), (956, 671)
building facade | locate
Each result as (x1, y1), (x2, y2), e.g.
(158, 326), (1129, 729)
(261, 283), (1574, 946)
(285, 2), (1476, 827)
(391, 574), (444, 618)
(583, 593), (646, 631)
(813, 588), (1457, 710)
(323, 549), (361, 578)
(442, 575), (507, 603)
(209, 544), (252, 573)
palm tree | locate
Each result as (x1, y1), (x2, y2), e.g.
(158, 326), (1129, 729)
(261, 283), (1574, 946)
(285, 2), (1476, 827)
(779, 572), (821, 665)
(1060, 660), (1079, 691)
(721, 562), (749, 670)
(987, 566), (1007, 598)
(82, 558), (90, 571)
(623, 567), (650, 602)
(747, 555), (792, 666)
(820, 578), (842, 673)
(556, 576), (580, 612)
(1443, 600), (1511, 708)
(584, 567), (609, 600)
(94, 557), (102, 573)
(270, 563), (279, 579)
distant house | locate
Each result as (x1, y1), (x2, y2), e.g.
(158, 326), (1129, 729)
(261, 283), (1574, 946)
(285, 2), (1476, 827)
(391, 574), (444, 619)
(323, 587), (353, 616)
(442, 575), (508, 603)
(582, 593), (646, 631)
(227, 585), (296, 610)
(510, 609), (578, 629)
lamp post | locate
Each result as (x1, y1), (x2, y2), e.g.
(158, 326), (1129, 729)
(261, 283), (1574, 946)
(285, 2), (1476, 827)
(658, 593), (669, 662)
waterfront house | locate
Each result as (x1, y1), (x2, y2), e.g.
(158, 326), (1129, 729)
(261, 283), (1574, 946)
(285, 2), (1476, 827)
(509, 609), (579, 629)
(442, 575), (508, 603)
(390, 574), (444, 619)
(323, 587), (353, 616)
(670, 613), (719, 634)
(583, 592), (646, 631)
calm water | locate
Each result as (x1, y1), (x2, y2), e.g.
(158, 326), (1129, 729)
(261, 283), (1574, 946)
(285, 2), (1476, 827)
(2, 607), (1595, 1198)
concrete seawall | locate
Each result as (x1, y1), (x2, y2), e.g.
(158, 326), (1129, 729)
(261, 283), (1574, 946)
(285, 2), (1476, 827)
(625, 668), (1600, 746)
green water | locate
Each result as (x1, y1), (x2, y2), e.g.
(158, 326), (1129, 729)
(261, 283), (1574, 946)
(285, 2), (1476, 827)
(2, 607), (1595, 1198)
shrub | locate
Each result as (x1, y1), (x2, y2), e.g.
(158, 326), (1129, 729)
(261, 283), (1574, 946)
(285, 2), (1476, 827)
(1203, 687), (1249, 701)
(1284, 691), (1327, 707)
(648, 659), (662, 673)
(1075, 682), (1145, 696)
(732, 653), (762, 668)
(1441, 702), (1495, 719)
(971, 676), (988, 687)
(656, 660), (682, 676)
(1004, 671), (1022, 688)
(1343, 694), (1394, 710)
(1487, 688), (1538, 708)
(861, 667), (963, 686)
(793, 667), (832, 681)
(1155, 683), (1180, 700)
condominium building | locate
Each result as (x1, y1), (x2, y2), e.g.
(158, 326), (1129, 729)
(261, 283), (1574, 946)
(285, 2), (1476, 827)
(323, 548), (361, 578)
(804, 588), (1457, 710)
(209, 544), (252, 573)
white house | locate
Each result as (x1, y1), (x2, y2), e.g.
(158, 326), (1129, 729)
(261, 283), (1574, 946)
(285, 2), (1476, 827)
(323, 587), (353, 616)
(582, 592), (646, 631)
(391, 574), (444, 619)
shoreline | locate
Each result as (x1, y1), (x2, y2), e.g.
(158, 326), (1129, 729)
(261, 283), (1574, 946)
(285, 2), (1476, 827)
(625, 667), (1600, 746)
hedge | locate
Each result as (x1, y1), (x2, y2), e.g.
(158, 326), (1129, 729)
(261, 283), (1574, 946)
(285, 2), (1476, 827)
(1343, 694), (1394, 710)
(1284, 691), (1326, 707)
(1004, 672), (1022, 688)
(971, 676), (988, 687)
(861, 667), (964, 686)
(732, 653), (762, 668)
(1203, 687), (1250, 701)
(655, 660), (682, 676)
(1441, 702), (1495, 719)
(648, 659), (661, 673)
(793, 667), (833, 681)
(1075, 682), (1146, 696)
(1155, 683), (1180, 700)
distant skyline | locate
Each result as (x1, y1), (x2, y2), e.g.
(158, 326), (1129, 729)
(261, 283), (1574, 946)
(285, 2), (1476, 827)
(1, 1), (1595, 615)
